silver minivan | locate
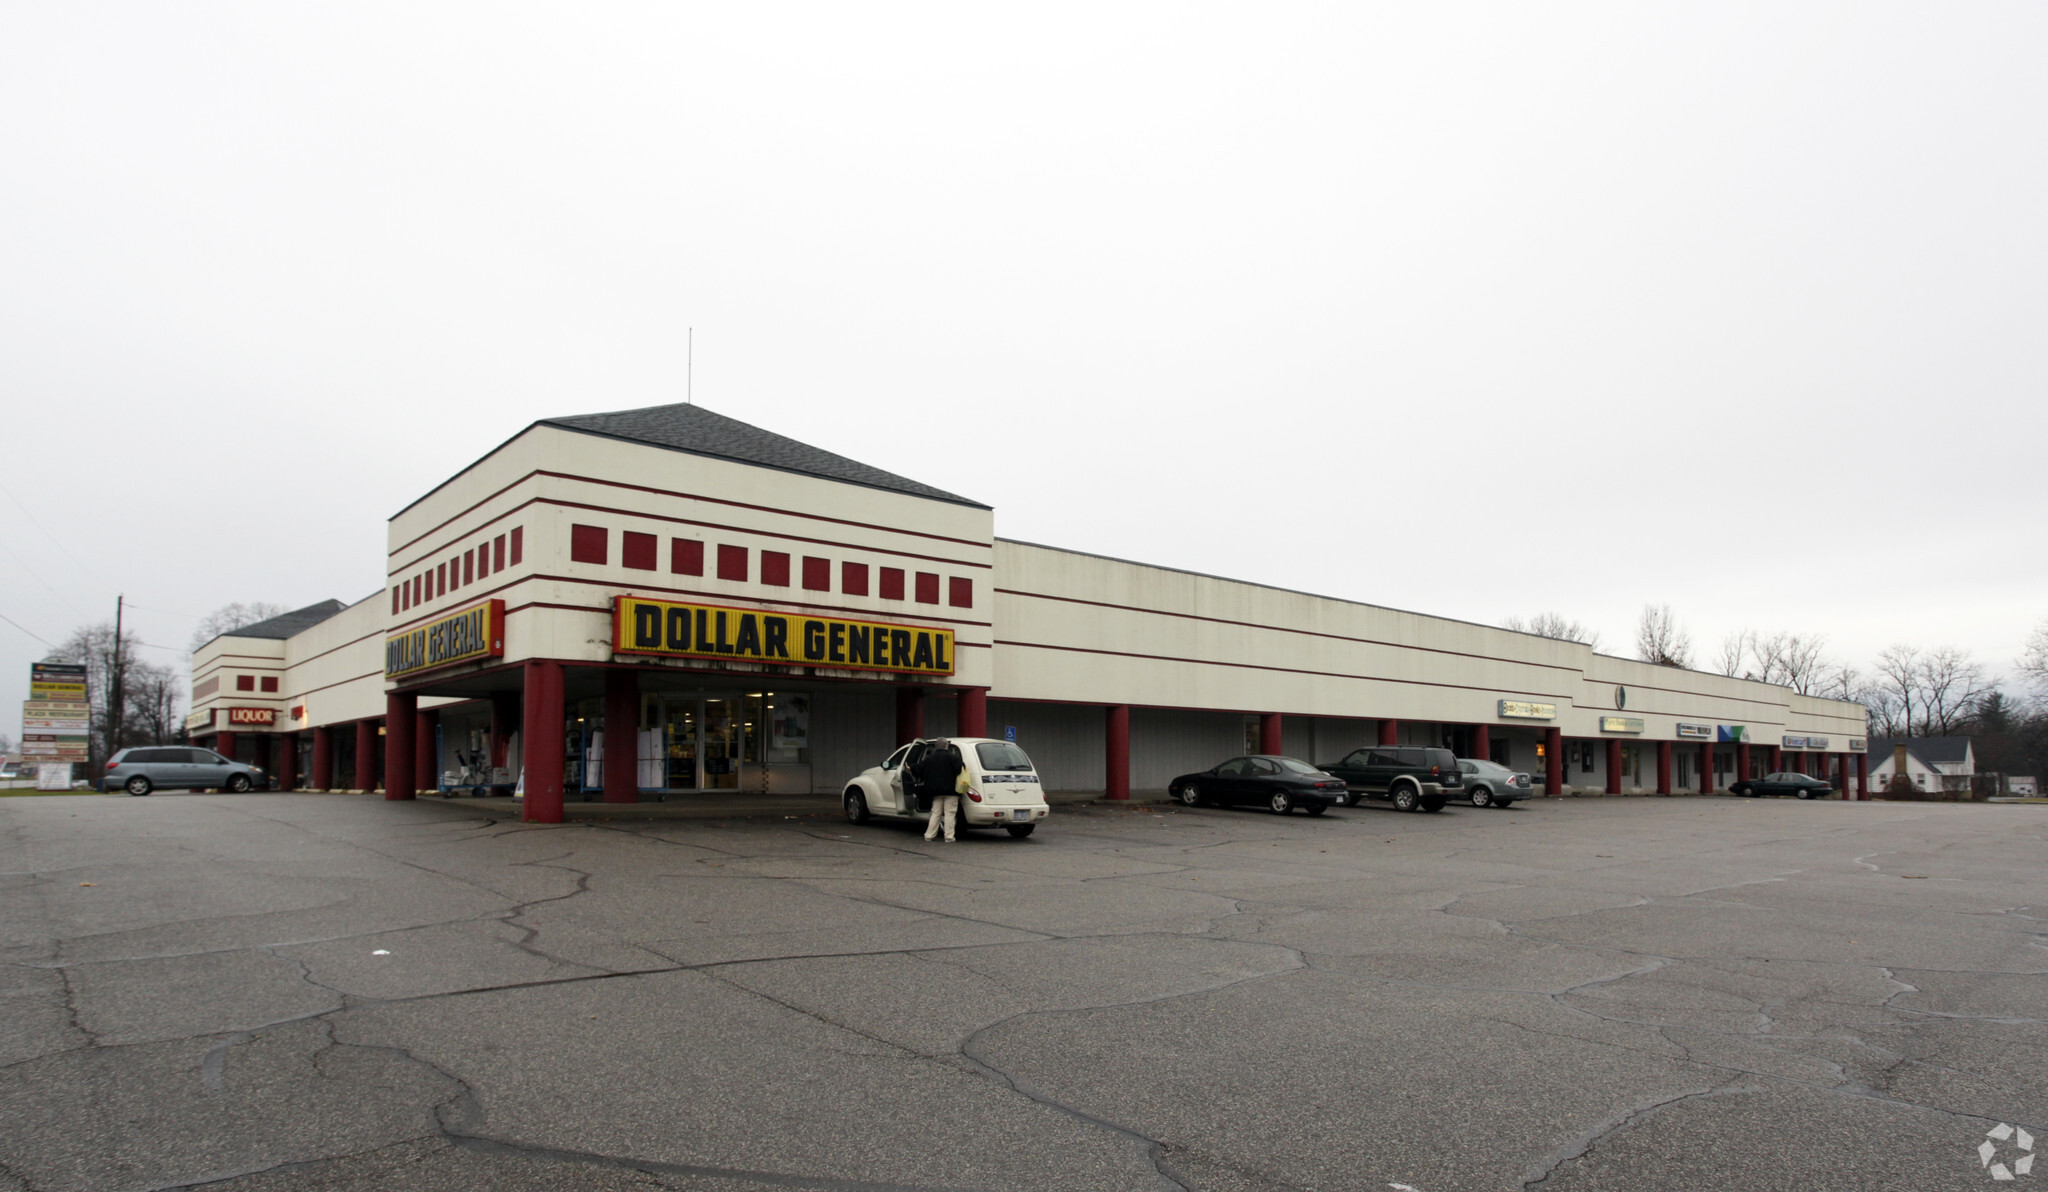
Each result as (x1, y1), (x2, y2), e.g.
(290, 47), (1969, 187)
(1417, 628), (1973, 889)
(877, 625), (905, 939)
(101, 747), (267, 795)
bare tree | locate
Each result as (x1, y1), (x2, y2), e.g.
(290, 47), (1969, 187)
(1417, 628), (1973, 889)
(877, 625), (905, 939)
(1715, 631), (1752, 678)
(124, 660), (185, 746)
(1916, 646), (1989, 736)
(1504, 612), (1602, 651)
(2019, 619), (2048, 697)
(1634, 604), (1693, 668)
(1872, 645), (1921, 738)
(49, 622), (145, 765)
(189, 602), (287, 652)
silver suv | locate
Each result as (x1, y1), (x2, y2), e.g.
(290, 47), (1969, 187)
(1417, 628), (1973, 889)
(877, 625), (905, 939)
(101, 747), (267, 795)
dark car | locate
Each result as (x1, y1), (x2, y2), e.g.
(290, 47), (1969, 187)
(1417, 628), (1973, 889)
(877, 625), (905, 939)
(1731, 772), (1835, 799)
(101, 746), (267, 795)
(1318, 746), (1462, 812)
(1168, 755), (1349, 815)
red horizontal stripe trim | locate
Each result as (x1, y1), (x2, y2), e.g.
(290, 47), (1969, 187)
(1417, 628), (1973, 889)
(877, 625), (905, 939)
(503, 599), (993, 644)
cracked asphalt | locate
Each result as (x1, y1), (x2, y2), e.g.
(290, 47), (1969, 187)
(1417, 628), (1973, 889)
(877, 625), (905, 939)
(2, 793), (2042, 1192)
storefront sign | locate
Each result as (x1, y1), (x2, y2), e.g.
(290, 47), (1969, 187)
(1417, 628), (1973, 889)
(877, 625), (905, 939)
(1783, 735), (1808, 748)
(612, 596), (955, 676)
(1805, 737), (1828, 750)
(1600, 716), (1644, 733)
(1497, 700), (1557, 720)
(227, 707), (277, 726)
(29, 662), (87, 701)
(21, 715), (90, 732)
(1676, 722), (1714, 739)
(1717, 725), (1748, 742)
(385, 599), (505, 680)
(1849, 737), (1866, 752)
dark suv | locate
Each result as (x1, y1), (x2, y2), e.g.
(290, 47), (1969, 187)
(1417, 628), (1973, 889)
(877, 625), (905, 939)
(101, 747), (266, 795)
(1318, 746), (1462, 812)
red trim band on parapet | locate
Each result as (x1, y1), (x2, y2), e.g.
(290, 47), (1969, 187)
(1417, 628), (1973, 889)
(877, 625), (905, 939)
(391, 578), (994, 635)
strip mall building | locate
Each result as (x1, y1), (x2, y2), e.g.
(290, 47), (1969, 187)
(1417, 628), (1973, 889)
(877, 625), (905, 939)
(187, 404), (1872, 821)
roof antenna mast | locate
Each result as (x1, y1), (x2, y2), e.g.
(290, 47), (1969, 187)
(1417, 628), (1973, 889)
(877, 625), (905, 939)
(687, 327), (693, 405)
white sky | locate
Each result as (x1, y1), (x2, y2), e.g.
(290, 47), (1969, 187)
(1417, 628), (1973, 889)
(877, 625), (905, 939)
(3, 2), (2044, 735)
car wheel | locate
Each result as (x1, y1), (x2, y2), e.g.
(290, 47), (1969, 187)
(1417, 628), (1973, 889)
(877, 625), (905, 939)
(1421, 798), (1445, 813)
(227, 774), (252, 793)
(1795, 788), (1812, 799)
(1390, 784), (1419, 812)
(1469, 786), (1492, 808)
(1006, 824), (1035, 838)
(1178, 784), (1202, 807)
(1305, 803), (1328, 816)
(125, 776), (152, 796)
(844, 789), (871, 824)
(1269, 791), (1294, 815)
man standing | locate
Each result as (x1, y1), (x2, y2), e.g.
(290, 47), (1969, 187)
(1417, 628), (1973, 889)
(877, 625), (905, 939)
(919, 740), (966, 843)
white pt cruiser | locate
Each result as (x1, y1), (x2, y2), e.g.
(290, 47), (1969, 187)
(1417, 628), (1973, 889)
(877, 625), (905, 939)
(843, 737), (1050, 838)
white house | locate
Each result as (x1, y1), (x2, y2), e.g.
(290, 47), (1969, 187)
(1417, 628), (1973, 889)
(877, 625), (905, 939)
(1867, 737), (1974, 794)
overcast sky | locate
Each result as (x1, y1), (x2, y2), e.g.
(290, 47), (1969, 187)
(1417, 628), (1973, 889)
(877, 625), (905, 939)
(3, 2), (2043, 735)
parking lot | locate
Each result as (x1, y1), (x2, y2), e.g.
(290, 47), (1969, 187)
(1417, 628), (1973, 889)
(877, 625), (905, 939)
(2, 791), (2041, 1191)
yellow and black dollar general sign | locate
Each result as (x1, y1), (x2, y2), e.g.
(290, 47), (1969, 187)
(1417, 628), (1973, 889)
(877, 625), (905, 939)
(386, 599), (505, 680)
(612, 596), (954, 676)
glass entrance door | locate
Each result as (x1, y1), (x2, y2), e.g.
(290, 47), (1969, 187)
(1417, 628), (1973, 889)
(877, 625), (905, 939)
(662, 701), (699, 790)
(702, 698), (741, 790)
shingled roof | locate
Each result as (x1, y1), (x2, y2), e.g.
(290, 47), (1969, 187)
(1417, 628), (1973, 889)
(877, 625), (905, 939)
(1868, 736), (1974, 766)
(538, 403), (986, 508)
(213, 599), (350, 643)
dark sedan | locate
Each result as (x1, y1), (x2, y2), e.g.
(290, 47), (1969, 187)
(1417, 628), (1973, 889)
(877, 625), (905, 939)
(1730, 772), (1836, 799)
(1168, 755), (1349, 815)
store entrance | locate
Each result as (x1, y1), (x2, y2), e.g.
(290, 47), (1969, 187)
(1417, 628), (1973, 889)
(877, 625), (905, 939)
(569, 686), (813, 799)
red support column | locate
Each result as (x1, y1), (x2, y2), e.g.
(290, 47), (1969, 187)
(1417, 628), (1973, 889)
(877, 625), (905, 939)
(276, 732), (298, 791)
(1656, 740), (1673, 795)
(1698, 742), (1712, 795)
(1105, 704), (1130, 800)
(1605, 738), (1623, 795)
(1378, 719), (1399, 746)
(1791, 752), (1806, 775)
(1544, 727), (1563, 794)
(956, 688), (988, 738)
(415, 708), (439, 795)
(1260, 712), (1283, 756)
(522, 660), (565, 824)
(1856, 753), (1869, 800)
(895, 685), (925, 743)
(354, 720), (378, 791)
(1471, 724), (1490, 762)
(1768, 745), (1782, 772)
(603, 668), (639, 804)
(1736, 742), (1752, 784)
(311, 726), (333, 791)
(216, 730), (239, 767)
(385, 693), (417, 800)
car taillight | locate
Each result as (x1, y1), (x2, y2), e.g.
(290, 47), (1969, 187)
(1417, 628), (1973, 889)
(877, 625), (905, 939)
(967, 791), (982, 802)
(106, 761), (118, 770)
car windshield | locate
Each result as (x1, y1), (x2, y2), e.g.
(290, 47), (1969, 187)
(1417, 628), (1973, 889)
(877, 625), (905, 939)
(1276, 758), (1321, 774)
(975, 742), (1033, 771)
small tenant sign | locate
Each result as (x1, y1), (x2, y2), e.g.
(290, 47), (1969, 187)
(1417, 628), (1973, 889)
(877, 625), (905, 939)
(1497, 700), (1557, 720)
(1600, 716), (1644, 734)
(1676, 722), (1714, 739)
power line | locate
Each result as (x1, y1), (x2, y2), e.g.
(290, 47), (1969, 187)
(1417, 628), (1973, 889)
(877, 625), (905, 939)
(0, 535), (87, 621)
(0, 476), (111, 591)
(0, 609), (55, 648)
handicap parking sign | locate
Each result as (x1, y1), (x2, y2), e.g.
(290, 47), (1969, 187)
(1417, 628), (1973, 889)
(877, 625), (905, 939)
(1004, 725), (1016, 742)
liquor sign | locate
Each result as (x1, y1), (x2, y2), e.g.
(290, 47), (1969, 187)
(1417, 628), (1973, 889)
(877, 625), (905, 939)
(1600, 716), (1645, 734)
(1675, 722), (1714, 739)
(226, 707), (277, 726)
(1497, 700), (1557, 720)
(613, 596), (956, 677)
(385, 600), (505, 681)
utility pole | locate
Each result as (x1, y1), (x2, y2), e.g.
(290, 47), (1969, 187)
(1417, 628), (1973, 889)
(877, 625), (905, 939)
(108, 594), (125, 763)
